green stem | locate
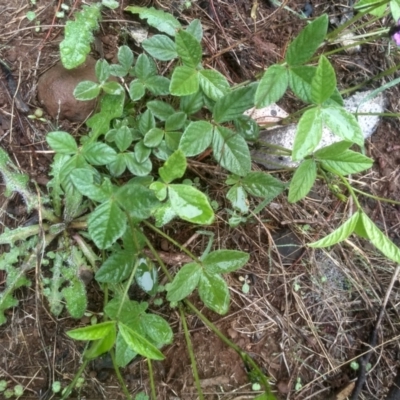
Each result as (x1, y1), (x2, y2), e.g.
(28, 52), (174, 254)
(111, 349), (132, 400)
(351, 187), (400, 205)
(60, 359), (89, 400)
(147, 359), (157, 400)
(179, 304), (204, 400)
(143, 234), (173, 281)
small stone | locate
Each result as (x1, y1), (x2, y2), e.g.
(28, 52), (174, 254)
(37, 56), (98, 122)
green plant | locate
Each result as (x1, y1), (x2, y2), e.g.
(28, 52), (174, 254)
(2, 2), (400, 399)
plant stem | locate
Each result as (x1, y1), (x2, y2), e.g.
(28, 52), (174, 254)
(60, 359), (89, 400)
(147, 358), (157, 400)
(111, 349), (132, 400)
(179, 304), (204, 400)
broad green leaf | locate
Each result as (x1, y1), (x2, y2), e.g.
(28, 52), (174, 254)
(170, 66), (199, 96)
(165, 112), (187, 131)
(226, 185), (248, 213)
(321, 107), (364, 146)
(175, 30), (202, 68)
(95, 59), (110, 82)
(145, 75), (170, 96)
(292, 107), (323, 160)
(212, 126), (251, 176)
(286, 14), (328, 66)
(144, 128), (164, 148)
(289, 65), (316, 103)
(233, 115), (260, 141)
(105, 297), (146, 322)
(118, 322), (165, 360)
(102, 81), (124, 95)
(125, 6), (181, 36)
(320, 150), (373, 175)
(67, 321), (116, 340)
(309, 211), (360, 248)
(108, 154), (127, 176)
(70, 169), (110, 202)
(186, 19), (203, 41)
(115, 331), (137, 367)
(199, 69), (230, 101)
(142, 34), (177, 60)
(147, 100), (175, 121)
(140, 313), (173, 347)
(139, 109), (155, 134)
(357, 213), (400, 263)
(288, 159), (317, 203)
(203, 250), (250, 274)
(355, 0), (387, 16)
(311, 56), (336, 105)
(62, 279), (87, 318)
(169, 184), (215, 224)
(88, 200), (126, 249)
(82, 142), (117, 165)
(116, 183), (160, 220)
(84, 326), (116, 359)
(159, 149), (187, 183)
(166, 262), (202, 302)
(314, 141), (352, 158)
(135, 53), (157, 81)
(255, 64), (288, 107)
(134, 140), (152, 163)
(242, 172), (286, 198)
(150, 181), (167, 201)
(180, 90), (204, 115)
(180, 121), (213, 157)
(95, 250), (134, 283)
(125, 153), (153, 176)
(115, 126), (133, 152)
(46, 131), (78, 154)
(213, 84), (257, 123)
(153, 199), (177, 227)
(73, 80), (100, 100)
(117, 45), (134, 70)
(129, 80), (145, 101)
(198, 272), (230, 315)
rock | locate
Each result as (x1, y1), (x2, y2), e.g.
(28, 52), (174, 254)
(37, 56), (98, 122)
(251, 91), (386, 169)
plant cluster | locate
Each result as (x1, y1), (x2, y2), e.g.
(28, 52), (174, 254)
(1, 1), (400, 399)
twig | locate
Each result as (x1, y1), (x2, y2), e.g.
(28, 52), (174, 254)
(350, 265), (400, 399)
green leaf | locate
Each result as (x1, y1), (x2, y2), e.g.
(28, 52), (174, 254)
(292, 107), (323, 160)
(135, 53), (157, 81)
(233, 115), (260, 141)
(213, 84), (257, 123)
(159, 149), (187, 183)
(118, 322), (165, 360)
(95, 59), (110, 82)
(357, 213), (400, 263)
(288, 159), (317, 203)
(153, 199), (177, 226)
(88, 200), (126, 249)
(136, 258), (158, 295)
(169, 184), (215, 224)
(115, 331), (137, 367)
(175, 30), (202, 67)
(309, 211), (360, 248)
(166, 262), (202, 302)
(115, 126), (134, 152)
(150, 181), (167, 201)
(70, 169), (110, 202)
(180, 121), (213, 156)
(144, 128), (164, 148)
(139, 109), (155, 134)
(134, 140), (152, 163)
(95, 250), (134, 283)
(67, 321), (116, 340)
(129, 80), (146, 101)
(186, 19), (203, 41)
(199, 69), (230, 101)
(314, 141), (352, 158)
(311, 56), (336, 104)
(203, 250), (249, 274)
(170, 66), (199, 96)
(125, 153), (153, 176)
(226, 185), (248, 213)
(108, 154), (127, 176)
(142, 34), (178, 61)
(125, 6), (181, 36)
(242, 171), (285, 199)
(212, 126), (251, 176)
(180, 90), (204, 115)
(321, 107), (364, 146)
(46, 131), (78, 154)
(147, 100), (175, 121)
(145, 75), (170, 96)
(117, 45), (134, 70)
(102, 81), (124, 95)
(320, 150), (373, 175)
(255, 64), (288, 108)
(116, 183), (160, 220)
(198, 272), (230, 315)
(73, 80), (101, 100)
(85, 327), (116, 359)
(286, 14), (328, 66)
(289, 65), (316, 103)
(62, 278), (87, 318)
(165, 112), (187, 131)
(140, 313), (173, 347)
(82, 142), (117, 165)
(355, 0), (387, 16)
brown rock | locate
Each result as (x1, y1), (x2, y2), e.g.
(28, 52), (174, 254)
(37, 56), (98, 122)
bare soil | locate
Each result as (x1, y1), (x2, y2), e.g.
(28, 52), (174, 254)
(1, 1), (400, 399)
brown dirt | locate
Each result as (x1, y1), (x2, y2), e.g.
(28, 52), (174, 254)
(1, 0), (400, 399)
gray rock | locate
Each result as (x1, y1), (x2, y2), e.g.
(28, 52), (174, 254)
(251, 91), (386, 169)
